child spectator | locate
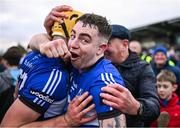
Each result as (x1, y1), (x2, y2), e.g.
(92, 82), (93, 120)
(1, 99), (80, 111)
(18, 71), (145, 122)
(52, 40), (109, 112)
(151, 70), (180, 127)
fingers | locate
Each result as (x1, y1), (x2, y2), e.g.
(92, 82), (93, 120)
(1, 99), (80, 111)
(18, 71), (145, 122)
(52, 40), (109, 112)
(40, 39), (70, 59)
(81, 114), (97, 124)
(101, 85), (123, 97)
(73, 92), (89, 106)
(77, 95), (93, 111)
(108, 84), (127, 92)
(50, 5), (73, 21)
(100, 92), (120, 104)
(53, 5), (73, 12)
(79, 103), (95, 117)
(101, 84), (127, 96)
(101, 99), (119, 110)
(44, 5), (73, 35)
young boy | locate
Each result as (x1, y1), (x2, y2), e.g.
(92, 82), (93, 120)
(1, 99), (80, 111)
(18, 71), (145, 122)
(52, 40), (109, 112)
(151, 69), (180, 127)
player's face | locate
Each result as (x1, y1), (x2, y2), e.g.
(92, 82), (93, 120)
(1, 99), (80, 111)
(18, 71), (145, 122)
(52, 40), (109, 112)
(157, 81), (174, 100)
(154, 52), (167, 66)
(68, 21), (102, 71)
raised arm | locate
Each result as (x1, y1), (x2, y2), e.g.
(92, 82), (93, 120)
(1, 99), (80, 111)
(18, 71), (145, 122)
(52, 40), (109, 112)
(44, 5), (72, 35)
(28, 33), (51, 51)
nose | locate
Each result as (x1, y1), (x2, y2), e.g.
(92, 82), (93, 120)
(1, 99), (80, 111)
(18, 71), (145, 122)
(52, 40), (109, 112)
(158, 87), (164, 92)
(69, 38), (79, 49)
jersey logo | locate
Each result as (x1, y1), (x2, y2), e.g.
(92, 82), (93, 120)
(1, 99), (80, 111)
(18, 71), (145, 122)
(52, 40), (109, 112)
(30, 89), (54, 103)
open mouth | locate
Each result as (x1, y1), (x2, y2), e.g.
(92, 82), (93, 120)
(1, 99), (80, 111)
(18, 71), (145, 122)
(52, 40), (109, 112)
(71, 52), (80, 61)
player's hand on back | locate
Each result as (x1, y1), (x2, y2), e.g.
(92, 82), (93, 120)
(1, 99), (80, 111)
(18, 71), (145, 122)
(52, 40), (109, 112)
(64, 92), (97, 126)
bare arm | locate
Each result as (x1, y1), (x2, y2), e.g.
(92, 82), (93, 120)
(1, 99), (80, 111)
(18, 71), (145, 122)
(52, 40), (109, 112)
(28, 33), (71, 61)
(99, 114), (126, 128)
(13, 82), (19, 100)
(1, 98), (41, 127)
(21, 92), (96, 127)
(29, 33), (51, 51)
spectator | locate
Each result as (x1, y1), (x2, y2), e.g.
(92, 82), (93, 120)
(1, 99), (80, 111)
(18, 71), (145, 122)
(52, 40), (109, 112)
(151, 46), (180, 96)
(129, 40), (142, 55)
(101, 24), (160, 127)
(151, 70), (180, 127)
(0, 46), (24, 122)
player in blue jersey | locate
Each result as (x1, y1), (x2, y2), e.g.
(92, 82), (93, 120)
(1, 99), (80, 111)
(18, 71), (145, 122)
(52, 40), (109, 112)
(66, 14), (125, 127)
(1, 6), (96, 127)
(21, 12), (125, 127)
(1, 49), (70, 126)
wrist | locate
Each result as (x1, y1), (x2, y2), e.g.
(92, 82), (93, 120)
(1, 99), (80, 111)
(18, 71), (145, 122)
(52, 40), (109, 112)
(64, 114), (71, 126)
(137, 102), (143, 116)
(131, 100), (141, 115)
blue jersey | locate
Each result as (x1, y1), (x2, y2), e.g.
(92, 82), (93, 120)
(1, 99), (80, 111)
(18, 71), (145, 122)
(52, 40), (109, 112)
(18, 51), (69, 120)
(69, 58), (125, 126)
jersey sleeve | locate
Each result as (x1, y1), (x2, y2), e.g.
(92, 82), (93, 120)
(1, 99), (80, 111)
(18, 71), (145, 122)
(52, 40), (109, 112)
(89, 72), (125, 120)
(18, 69), (67, 114)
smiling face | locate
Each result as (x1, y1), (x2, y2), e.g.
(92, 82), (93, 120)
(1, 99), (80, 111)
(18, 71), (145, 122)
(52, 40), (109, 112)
(154, 52), (167, 67)
(68, 21), (106, 71)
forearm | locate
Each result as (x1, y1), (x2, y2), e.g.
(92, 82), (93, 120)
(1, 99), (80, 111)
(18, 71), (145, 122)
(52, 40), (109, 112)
(99, 114), (126, 128)
(29, 33), (51, 51)
(14, 82), (19, 100)
(21, 115), (70, 127)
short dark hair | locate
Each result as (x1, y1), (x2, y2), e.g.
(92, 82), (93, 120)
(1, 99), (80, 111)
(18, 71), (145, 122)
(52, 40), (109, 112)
(157, 70), (177, 84)
(3, 46), (24, 66)
(76, 13), (112, 41)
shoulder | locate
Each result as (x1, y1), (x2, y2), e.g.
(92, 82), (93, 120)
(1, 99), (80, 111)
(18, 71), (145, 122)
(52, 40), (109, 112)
(92, 59), (124, 86)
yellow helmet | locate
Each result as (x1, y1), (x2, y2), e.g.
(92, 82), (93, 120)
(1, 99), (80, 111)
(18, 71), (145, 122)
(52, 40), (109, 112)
(52, 10), (84, 39)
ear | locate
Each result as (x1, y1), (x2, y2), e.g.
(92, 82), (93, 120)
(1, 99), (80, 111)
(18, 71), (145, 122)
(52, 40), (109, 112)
(121, 39), (129, 52)
(172, 84), (178, 92)
(123, 39), (129, 47)
(97, 44), (108, 55)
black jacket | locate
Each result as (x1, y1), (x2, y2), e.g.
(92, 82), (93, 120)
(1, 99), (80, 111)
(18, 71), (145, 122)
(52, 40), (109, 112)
(114, 50), (160, 127)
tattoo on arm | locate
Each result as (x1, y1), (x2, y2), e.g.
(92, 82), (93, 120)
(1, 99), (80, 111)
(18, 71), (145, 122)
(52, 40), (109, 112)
(99, 114), (126, 128)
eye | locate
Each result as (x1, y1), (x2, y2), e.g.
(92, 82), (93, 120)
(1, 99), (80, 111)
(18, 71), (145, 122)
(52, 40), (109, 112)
(163, 84), (168, 89)
(79, 36), (90, 45)
(70, 34), (75, 40)
(80, 39), (89, 44)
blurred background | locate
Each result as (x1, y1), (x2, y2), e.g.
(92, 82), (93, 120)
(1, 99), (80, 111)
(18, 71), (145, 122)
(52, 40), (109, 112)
(0, 0), (180, 54)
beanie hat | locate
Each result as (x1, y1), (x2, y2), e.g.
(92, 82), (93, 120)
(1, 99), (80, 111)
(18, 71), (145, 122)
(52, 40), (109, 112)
(153, 46), (167, 56)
